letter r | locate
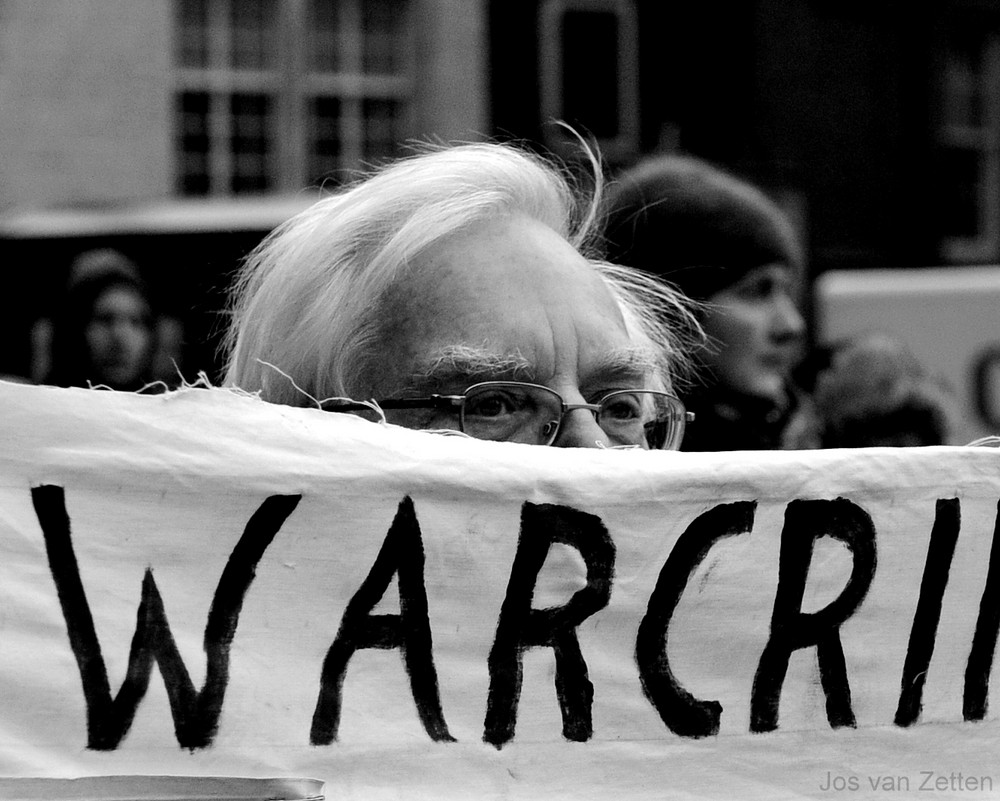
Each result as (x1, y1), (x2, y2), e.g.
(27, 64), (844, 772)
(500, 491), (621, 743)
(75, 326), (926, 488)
(483, 502), (615, 748)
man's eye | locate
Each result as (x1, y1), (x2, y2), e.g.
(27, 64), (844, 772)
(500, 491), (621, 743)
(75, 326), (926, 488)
(602, 395), (643, 420)
(465, 390), (524, 417)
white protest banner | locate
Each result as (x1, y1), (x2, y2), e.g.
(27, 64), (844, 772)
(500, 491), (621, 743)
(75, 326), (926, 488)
(1, 380), (1000, 800)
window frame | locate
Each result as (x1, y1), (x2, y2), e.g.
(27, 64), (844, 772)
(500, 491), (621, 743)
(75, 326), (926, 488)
(538, 0), (640, 162)
(173, 0), (414, 196)
(938, 28), (1000, 263)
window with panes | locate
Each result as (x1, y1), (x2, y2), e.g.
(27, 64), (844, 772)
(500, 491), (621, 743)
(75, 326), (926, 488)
(174, 0), (411, 196)
(938, 23), (1000, 263)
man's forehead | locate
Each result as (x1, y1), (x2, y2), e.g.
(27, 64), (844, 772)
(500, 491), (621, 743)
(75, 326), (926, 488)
(368, 215), (661, 397)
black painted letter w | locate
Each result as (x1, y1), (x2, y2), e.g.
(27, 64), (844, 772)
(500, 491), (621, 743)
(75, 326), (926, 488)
(32, 485), (300, 751)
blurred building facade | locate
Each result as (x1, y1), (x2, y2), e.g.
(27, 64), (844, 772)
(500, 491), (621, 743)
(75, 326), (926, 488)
(0, 0), (487, 207)
(2, 1), (999, 299)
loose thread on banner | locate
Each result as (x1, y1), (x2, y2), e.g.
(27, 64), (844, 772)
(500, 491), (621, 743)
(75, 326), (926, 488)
(256, 358), (390, 426)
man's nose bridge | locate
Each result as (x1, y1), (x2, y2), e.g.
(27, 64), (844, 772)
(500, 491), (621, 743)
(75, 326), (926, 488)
(562, 401), (601, 417)
(554, 403), (610, 448)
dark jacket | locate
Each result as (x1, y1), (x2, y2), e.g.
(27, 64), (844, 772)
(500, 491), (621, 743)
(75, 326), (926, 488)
(681, 384), (821, 452)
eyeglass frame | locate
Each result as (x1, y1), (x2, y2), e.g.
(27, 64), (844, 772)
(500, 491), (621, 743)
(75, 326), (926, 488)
(321, 380), (694, 450)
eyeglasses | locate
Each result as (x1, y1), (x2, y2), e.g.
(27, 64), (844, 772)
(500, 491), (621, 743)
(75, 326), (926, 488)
(322, 381), (693, 450)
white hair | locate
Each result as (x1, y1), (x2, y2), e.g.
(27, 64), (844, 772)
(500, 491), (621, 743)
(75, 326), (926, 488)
(222, 139), (700, 406)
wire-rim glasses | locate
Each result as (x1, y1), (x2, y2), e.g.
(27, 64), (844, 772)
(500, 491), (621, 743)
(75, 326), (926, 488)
(323, 381), (692, 450)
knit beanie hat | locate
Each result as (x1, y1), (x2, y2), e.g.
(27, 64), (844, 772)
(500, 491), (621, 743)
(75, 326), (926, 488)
(602, 154), (803, 302)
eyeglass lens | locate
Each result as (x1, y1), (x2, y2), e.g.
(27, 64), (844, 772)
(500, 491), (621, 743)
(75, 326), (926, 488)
(460, 383), (561, 444)
(459, 383), (684, 449)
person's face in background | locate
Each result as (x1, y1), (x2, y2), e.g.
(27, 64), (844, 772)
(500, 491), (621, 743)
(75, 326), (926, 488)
(85, 285), (154, 388)
(699, 262), (804, 402)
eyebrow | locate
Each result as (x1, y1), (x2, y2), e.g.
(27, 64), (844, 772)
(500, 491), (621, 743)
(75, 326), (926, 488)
(585, 346), (663, 385)
(397, 344), (665, 396)
(402, 345), (536, 393)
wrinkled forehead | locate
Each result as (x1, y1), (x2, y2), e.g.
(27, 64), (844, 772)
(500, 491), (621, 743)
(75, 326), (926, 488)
(362, 216), (657, 396)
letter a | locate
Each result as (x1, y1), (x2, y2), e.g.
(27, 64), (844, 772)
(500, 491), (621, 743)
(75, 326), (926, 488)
(311, 496), (453, 744)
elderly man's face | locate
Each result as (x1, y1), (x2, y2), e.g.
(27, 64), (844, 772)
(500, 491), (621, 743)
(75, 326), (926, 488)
(357, 214), (659, 448)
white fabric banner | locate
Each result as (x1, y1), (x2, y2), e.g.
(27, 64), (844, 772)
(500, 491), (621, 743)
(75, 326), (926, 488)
(1, 380), (1000, 800)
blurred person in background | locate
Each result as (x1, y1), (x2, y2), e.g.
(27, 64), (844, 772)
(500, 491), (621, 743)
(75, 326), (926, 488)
(813, 331), (958, 447)
(36, 248), (181, 392)
(602, 153), (820, 451)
